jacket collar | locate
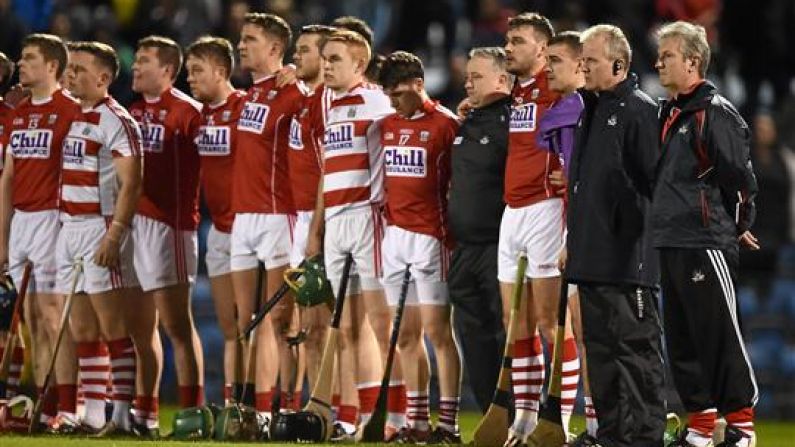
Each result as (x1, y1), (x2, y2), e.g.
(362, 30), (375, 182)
(599, 72), (639, 100)
(472, 93), (511, 115)
(665, 80), (717, 112)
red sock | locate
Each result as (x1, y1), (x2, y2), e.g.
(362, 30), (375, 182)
(133, 395), (159, 428)
(337, 404), (358, 425)
(725, 407), (754, 439)
(291, 391), (302, 411)
(332, 393), (341, 412)
(688, 408), (717, 438)
(40, 386), (58, 421)
(512, 336), (544, 412)
(558, 338), (580, 421)
(5, 346), (24, 397)
(77, 341), (109, 426)
(107, 338), (135, 405)
(387, 382), (406, 414)
(406, 391), (429, 430)
(255, 389), (273, 412)
(438, 396), (460, 432)
(58, 384), (78, 414)
(224, 383), (232, 404)
(357, 384), (379, 419)
(178, 385), (204, 408)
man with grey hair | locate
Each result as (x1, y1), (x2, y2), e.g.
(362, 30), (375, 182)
(447, 47), (512, 413)
(565, 24), (666, 446)
(654, 21), (759, 447)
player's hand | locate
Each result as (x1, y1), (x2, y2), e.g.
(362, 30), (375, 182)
(94, 235), (121, 268)
(275, 65), (297, 88)
(549, 168), (567, 195)
(4, 84), (30, 107)
(557, 246), (568, 272)
(738, 231), (760, 250)
(456, 98), (473, 119)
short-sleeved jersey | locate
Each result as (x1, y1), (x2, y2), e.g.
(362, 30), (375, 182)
(381, 100), (459, 242)
(233, 76), (303, 214)
(505, 71), (562, 207)
(0, 101), (14, 176)
(7, 89), (81, 211)
(129, 88), (202, 231)
(61, 96), (142, 219)
(287, 83), (331, 211)
(322, 83), (393, 220)
(197, 90), (246, 233)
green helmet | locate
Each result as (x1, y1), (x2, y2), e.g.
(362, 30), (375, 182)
(285, 256), (334, 308)
(171, 406), (214, 440)
(214, 404), (261, 441)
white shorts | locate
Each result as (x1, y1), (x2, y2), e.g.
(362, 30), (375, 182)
(55, 219), (138, 294)
(8, 209), (60, 294)
(324, 206), (383, 293)
(380, 226), (450, 306)
(133, 215), (197, 292)
(206, 225), (231, 278)
(230, 213), (293, 271)
(498, 198), (565, 282)
(290, 211), (313, 268)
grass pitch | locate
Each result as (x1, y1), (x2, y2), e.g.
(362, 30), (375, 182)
(1, 410), (794, 446)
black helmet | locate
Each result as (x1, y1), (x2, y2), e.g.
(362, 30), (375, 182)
(269, 410), (326, 442)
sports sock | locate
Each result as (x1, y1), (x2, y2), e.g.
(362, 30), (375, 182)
(107, 337), (136, 429)
(357, 383), (379, 426)
(511, 336), (544, 434)
(57, 384), (78, 417)
(559, 338), (580, 432)
(438, 396), (460, 433)
(5, 346), (24, 397)
(584, 396), (598, 436)
(387, 380), (407, 429)
(725, 407), (754, 447)
(77, 341), (110, 429)
(178, 385), (204, 408)
(406, 390), (430, 431)
(133, 395), (159, 429)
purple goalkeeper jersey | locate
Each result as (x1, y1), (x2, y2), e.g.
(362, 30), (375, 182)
(537, 90), (584, 177)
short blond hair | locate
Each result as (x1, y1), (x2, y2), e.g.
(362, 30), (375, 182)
(325, 29), (371, 68)
(657, 21), (711, 78)
(581, 24), (632, 66)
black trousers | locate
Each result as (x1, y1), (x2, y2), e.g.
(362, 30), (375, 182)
(579, 283), (666, 447)
(660, 248), (757, 415)
(448, 243), (505, 413)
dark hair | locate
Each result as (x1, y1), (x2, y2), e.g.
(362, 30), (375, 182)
(331, 16), (374, 47)
(22, 33), (68, 79)
(186, 36), (235, 78)
(548, 31), (582, 55)
(68, 41), (120, 80)
(0, 52), (14, 91)
(507, 12), (555, 42)
(243, 12), (292, 54)
(298, 24), (336, 50)
(378, 51), (424, 89)
(137, 35), (183, 80)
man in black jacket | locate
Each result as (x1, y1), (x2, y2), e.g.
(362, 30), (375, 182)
(565, 24), (666, 446)
(654, 21), (759, 447)
(447, 47), (511, 413)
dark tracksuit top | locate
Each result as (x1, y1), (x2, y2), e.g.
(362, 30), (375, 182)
(654, 80), (759, 416)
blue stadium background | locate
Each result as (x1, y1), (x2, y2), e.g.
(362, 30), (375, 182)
(1, 0), (794, 421)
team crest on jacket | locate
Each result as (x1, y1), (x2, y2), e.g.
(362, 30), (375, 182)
(238, 102), (270, 134)
(385, 146), (426, 177)
(197, 125), (232, 156)
(9, 129), (53, 158)
(509, 103), (537, 133)
(141, 123), (165, 152)
(288, 117), (303, 150)
(324, 123), (355, 151)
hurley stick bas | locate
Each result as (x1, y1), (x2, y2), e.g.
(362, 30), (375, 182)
(302, 253), (353, 441)
(0, 262), (32, 399)
(29, 257), (83, 433)
(526, 279), (569, 447)
(473, 254), (528, 447)
(360, 264), (412, 442)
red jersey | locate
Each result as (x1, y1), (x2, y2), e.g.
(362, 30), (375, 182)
(197, 90), (246, 233)
(322, 83), (393, 219)
(505, 71), (562, 207)
(381, 101), (459, 242)
(233, 76), (303, 214)
(287, 83), (331, 211)
(0, 101), (14, 177)
(129, 88), (202, 231)
(61, 96), (142, 218)
(7, 89), (81, 211)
